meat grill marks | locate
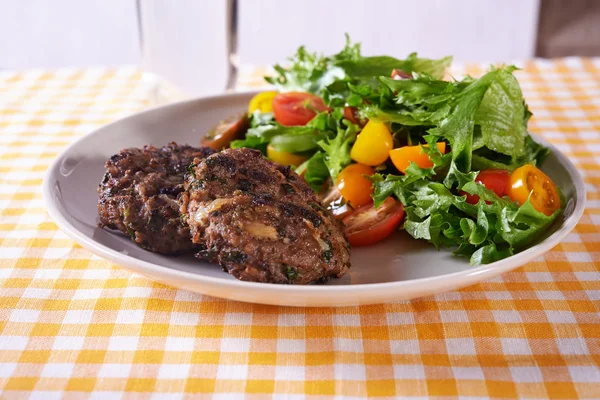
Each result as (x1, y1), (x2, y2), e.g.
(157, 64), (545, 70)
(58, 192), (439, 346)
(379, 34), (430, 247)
(180, 148), (351, 284)
(97, 142), (215, 254)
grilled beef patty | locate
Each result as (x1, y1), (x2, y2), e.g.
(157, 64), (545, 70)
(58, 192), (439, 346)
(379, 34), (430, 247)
(97, 142), (215, 254)
(180, 148), (351, 284)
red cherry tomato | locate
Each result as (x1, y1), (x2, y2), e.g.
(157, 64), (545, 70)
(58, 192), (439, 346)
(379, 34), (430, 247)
(391, 69), (412, 80)
(462, 169), (510, 204)
(343, 106), (366, 127)
(201, 113), (249, 150)
(342, 198), (405, 247)
(272, 92), (328, 126)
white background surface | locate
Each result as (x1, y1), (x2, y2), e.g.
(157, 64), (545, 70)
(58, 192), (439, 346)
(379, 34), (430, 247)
(1, 0), (540, 69)
(238, 0), (540, 65)
(1, 0), (540, 96)
(0, 0), (140, 68)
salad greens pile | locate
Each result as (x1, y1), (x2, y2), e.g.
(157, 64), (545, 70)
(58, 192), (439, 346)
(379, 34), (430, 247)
(232, 36), (561, 265)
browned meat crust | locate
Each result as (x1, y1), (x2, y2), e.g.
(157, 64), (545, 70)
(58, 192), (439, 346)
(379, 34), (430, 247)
(180, 148), (351, 284)
(97, 142), (215, 254)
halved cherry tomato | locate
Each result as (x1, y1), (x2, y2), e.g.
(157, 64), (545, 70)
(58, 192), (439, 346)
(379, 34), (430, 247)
(331, 203), (354, 220)
(389, 142), (446, 173)
(462, 169), (510, 204)
(322, 188), (354, 220)
(202, 113), (249, 150)
(272, 92), (328, 126)
(248, 91), (278, 113)
(505, 164), (561, 216)
(266, 144), (308, 167)
(336, 163), (375, 208)
(343, 106), (367, 127)
(350, 121), (394, 166)
(391, 69), (412, 80)
(343, 198), (405, 247)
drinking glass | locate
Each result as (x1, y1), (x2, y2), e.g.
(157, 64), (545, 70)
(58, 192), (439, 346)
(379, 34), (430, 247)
(136, 0), (237, 104)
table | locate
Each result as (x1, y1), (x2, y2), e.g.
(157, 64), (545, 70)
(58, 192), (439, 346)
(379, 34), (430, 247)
(1, 60), (599, 399)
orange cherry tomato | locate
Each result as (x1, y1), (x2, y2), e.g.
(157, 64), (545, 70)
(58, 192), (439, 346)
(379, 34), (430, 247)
(336, 163), (375, 208)
(389, 142), (446, 173)
(272, 92), (328, 126)
(350, 121), (394, 166)
(343, 198), (405, 247)
(201, 113), (249, 150)
(462, 169), (510, 204)
(505, 164), (561, 216)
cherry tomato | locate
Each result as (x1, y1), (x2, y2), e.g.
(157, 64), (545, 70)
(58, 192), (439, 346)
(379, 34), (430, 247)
(248, 91), (278, 113)
(326, 192), (354, 220)
(201, 113), (249, 150)
(391, 69), (412, 80)
(350, 121), (394, 166)
(462, 169), (510, 204)
(505, 164), (561, 216)
(331, 203), (354, 220)
(343, 106), (367, 127)
(343, 198), (405, 247)
(272, 92), (328, 126)
(336, 163), (375, 208)
(389, 142), (446, 173)
(266, 144), (309, 167)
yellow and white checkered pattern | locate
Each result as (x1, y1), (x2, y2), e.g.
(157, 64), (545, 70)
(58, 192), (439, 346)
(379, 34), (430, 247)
(1, 59), (600, 399)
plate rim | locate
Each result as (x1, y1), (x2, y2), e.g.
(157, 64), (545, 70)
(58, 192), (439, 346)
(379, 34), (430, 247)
(42, 92), (587, 301)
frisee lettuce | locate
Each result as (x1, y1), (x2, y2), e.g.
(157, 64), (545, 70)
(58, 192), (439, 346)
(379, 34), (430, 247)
(318, 122), (360, 180)
(235, 36), (560, 265)
(372, 164), (560, 265)
(265, 35), (452, 96)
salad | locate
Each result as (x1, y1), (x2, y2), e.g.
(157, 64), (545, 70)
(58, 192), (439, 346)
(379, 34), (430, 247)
(202, 36), (562, 265)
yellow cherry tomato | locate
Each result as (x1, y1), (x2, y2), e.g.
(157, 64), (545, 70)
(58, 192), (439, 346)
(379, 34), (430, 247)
(248, 91), (278, 113)
(505, 164), (560, 216)
(350, 121), (393, 166)
(336, 163), (375, 208)
(389, 142), (446, 173)
(266, 144), (309, 167)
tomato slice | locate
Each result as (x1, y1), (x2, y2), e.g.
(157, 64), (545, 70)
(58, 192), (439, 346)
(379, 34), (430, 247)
(342, 198), (405, 247)
(462, 169), (510, 204)
(505, 164), (561, 216)
(201, 113), (249, 150)
(272, 92), (328, 126)
(336, 163), (375, 208)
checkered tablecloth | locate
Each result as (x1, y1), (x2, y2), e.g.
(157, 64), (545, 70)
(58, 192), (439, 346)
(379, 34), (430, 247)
(1, 60), (599, 399)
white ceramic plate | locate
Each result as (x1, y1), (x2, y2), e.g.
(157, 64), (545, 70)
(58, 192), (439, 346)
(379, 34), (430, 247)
(43, 92), (586, 307)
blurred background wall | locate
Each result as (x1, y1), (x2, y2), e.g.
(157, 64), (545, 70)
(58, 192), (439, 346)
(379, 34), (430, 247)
(1, 0), (599, 70)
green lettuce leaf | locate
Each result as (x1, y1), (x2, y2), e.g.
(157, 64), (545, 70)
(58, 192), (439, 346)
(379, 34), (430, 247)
(265, 35), (451, 96)
(372, 164), (561, 265)
(265, 35), (359, 94)
(296, 152), (330, 191)
(318, 122), (359, 180)
(429, 68), (504, 182)
(250, 39), (558, 267)
(335, 53), (451, 80)
(474, 67), (527, 159)
(233, 111), (336, 153)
